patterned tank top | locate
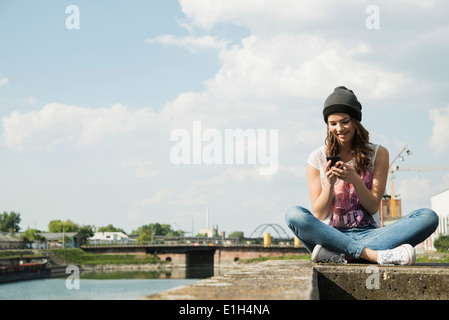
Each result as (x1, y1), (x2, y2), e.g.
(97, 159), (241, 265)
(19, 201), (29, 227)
(307, 144), (381, 229)
(329, 162), (376, 228)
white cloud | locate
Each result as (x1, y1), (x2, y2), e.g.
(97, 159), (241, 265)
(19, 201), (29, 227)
(390, 0), (439, 8)
(205, 34), (409, 101)
(126, 209), (141, 223)
(429, 105), (449, 154)
(151, 33), (409, 138)
(397, 177), (432, 202)
(2, 103), (157, 150)
(198, 166), (276, 185)
(161, 166), (275, 209)
(179, 0), (338, 29)
(121, 160), (159, 178)
(141, 187), (171, 205)
(176, 185), (208, 207)
(0, 74), (8, 86)
(146, 35), (229, 52)
(25, 96), (39, 105)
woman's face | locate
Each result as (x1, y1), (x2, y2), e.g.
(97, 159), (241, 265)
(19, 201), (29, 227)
(327, 113), (356, 144)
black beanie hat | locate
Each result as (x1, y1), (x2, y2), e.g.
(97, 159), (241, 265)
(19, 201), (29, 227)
(323, 86), (362, 123)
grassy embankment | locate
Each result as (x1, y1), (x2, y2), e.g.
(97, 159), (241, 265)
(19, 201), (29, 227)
(0, 250), (36, 259)
(0, 249), (163, 266)
(47, 249), (164, 265)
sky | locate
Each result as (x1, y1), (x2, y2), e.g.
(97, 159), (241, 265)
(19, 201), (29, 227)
(1, 0), (449, 237)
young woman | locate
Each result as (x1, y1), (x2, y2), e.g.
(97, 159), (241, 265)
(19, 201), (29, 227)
(285, 86), (439, 265)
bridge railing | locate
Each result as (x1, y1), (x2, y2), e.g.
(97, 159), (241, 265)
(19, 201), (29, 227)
(81, 242), (302, 249)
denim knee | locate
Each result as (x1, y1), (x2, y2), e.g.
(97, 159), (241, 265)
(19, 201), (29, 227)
(285, 206), (311, 229)
(422, 208), (439, 231)
(410, 208), (439, 235)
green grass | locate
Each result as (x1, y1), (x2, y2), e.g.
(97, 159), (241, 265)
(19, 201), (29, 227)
(0, 250), (36, 259)
(46, 249), (164, 265)
(416, 255), (449, 264)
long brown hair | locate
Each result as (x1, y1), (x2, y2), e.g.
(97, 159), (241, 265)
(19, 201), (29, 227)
(325, 118), (374, 174)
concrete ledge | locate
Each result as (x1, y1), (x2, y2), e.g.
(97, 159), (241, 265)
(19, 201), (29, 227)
(316, 263), (449, 300)
(146, 260), (449, 300)
(146, 260), (318, 300)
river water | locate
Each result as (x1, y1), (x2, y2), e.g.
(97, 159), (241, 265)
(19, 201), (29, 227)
(0, 268), (213, 300)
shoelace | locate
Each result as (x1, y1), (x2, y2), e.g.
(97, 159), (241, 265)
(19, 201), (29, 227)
(379, 247), (406, 265)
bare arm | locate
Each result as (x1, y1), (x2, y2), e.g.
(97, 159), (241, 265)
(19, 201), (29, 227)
(332, 146), (389, 215)
(307, 160), (338, 221)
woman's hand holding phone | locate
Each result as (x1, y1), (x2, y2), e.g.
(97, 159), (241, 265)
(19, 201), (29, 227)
(324, 159), (342, 185)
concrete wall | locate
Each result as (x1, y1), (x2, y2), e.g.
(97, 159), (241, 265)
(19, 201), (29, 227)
(214, 246), (308, 265)
(153, 246), (308, 266)
(156, 253), (186, 266)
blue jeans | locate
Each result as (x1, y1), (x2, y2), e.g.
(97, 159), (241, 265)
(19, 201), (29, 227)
(285, 206), (439, 259)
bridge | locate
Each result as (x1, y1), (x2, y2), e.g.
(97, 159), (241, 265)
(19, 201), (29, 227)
(81, 224), (305, 272)
(81, 243), (307, 268)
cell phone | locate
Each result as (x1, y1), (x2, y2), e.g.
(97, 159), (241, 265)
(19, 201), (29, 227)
(326, 155), (340, 168)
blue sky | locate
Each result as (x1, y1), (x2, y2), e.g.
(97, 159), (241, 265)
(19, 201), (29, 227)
(1, 0), (449, 236)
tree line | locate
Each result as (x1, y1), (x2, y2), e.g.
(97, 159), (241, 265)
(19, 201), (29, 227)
(0, 211), (184, 243)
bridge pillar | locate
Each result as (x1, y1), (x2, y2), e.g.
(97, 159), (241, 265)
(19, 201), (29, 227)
(185, 249), (216, 279)
(186, 249), (215, 268)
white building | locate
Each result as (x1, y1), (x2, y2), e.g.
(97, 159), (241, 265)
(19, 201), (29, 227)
(432, 187), (449, 234)
(89, 232), (129, 245)
(198, 225), (218, 238)
(420, 188), (449, 251)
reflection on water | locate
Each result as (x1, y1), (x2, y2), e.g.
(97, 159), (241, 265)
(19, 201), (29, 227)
(186, 267), (214, 279)
(80, 266), (215, 280)
(0, 267), (222, 300)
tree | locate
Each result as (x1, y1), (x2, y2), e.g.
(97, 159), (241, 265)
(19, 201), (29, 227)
(0, 211), (21, 233)
(132, 223), (184, 243)
(434, 235), (449, 252)
(20, 228), (46, 243)
(48, 219), (79, 233)
(133, 223), (184, 237)
(195, 232), (208, 237)
(136, 230), (153, 244)
(98, 224), (127, 234)
(228, 231), (244, 240)
(78, 225), (94, 239)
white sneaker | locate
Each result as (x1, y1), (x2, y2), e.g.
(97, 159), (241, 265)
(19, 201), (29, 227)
(378, 244), (416, 266)
(311, 245), (347, 264)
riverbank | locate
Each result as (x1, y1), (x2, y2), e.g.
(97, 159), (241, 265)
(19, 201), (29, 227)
(46, 248), (164, 266)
